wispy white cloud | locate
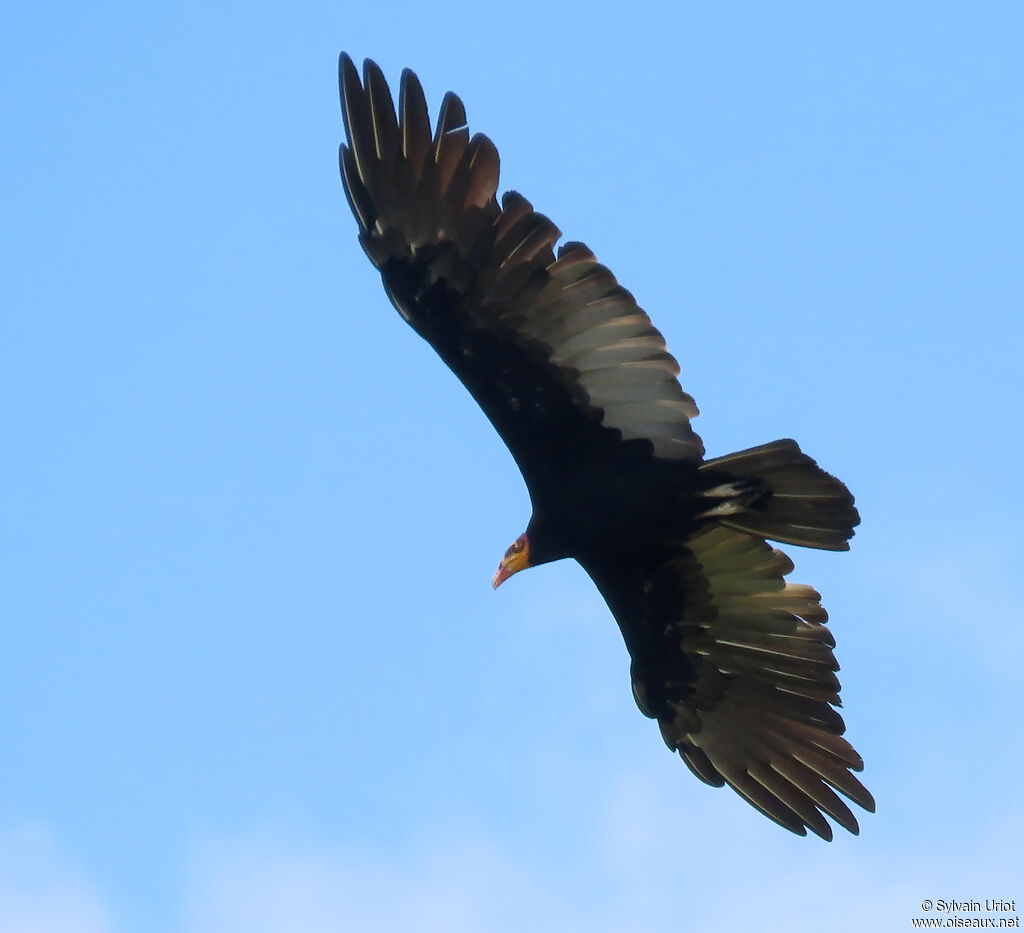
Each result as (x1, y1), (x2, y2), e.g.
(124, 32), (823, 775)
(0, 825), (112, 933)
(181, 827), (555, 933)
(5, 781), (1021, 933)
(176, 780), (1023, 933)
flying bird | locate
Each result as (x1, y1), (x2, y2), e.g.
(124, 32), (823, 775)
(337, 54), (874, 840)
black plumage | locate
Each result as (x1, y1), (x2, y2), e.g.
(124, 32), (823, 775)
(338, 54), (873, 840)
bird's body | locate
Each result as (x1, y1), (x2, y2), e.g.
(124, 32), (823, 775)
(338, 54), (874, 840)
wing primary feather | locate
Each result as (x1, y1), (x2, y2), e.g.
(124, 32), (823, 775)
(444, 134), (500, 213)
(399, 67), (431, 172)
(433, 91), (469, 192)
(748, 763), (835, 840)
(338, 54), (375, 186)
(462, 134), (500, 210)
(495, 191), (535, 240)
(339, 145), (374, 234)
(364, 60), (399, 160)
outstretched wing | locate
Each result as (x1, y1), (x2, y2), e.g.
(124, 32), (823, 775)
(338, 54), (704, 493)
(586, 524), (874, 840)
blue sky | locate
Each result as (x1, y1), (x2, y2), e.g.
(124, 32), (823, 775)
(3, 2), (1022, 930)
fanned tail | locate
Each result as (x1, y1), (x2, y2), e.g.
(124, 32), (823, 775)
(699, 440), (859, 551)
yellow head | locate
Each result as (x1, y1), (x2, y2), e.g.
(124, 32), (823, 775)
(491, 533), (531, 589)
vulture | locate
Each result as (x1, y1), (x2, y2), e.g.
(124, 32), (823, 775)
(338, 54), (874, 840)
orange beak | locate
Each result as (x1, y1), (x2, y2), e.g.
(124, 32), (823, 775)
(491, 536), (530, 589)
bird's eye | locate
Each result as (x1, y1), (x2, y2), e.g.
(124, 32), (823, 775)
(507, 540), (523, 556)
